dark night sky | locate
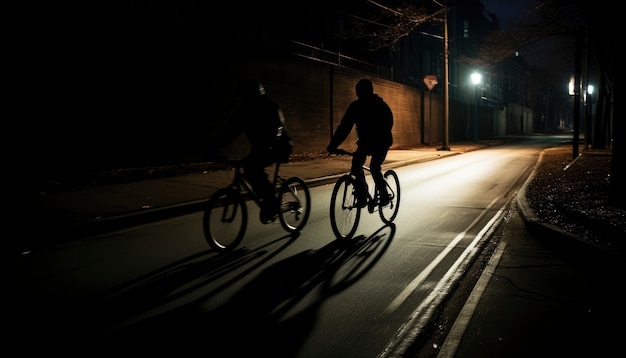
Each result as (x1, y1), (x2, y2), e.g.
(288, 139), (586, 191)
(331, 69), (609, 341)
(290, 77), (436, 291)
(481, 0), (538, 31)
(481, 0), (574, 81)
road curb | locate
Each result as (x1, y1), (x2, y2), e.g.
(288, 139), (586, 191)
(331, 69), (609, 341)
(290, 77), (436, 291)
(516, 150), (624, 270)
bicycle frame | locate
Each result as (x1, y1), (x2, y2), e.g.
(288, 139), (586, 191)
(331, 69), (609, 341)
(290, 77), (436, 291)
(329, 149), (400, 240)
(352, 164), (390, 213)
(360, 165), (377, 212)
(226, 160), (284, 209)
(203, 158), (311, 252)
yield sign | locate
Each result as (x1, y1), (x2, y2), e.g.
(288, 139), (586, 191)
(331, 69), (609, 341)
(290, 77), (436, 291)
(423, 75), (438, 90)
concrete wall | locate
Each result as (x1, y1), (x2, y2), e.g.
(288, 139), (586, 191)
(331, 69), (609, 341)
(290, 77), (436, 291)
(506, 102), (535, 135)
(492, 107), (507, 137)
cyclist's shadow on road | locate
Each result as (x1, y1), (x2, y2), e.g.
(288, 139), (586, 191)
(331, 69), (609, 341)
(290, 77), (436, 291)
(83, 222), (395, 354)
(201, 222), (397, 356)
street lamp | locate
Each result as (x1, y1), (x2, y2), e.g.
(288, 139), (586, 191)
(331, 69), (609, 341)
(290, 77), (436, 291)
(471, 72), (482, 143)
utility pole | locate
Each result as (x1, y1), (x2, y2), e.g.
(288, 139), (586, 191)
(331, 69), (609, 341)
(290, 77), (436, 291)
(471, 72), (482, 143)
(573, 28), (581, 160)
(436, 3), (450, 151)
(583, 28), (591, 150)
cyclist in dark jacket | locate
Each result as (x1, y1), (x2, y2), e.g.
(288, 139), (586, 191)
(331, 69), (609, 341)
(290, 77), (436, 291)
(209, 79), (293, 222)
(327, 78), (394, 207)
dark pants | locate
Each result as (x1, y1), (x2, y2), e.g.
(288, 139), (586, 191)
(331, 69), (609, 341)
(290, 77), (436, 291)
(243, 153), (277, 209)
(350, 146), (389, 199)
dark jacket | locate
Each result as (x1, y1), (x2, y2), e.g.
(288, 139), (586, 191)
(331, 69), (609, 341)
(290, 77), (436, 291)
(213, 95), (292, 164)
(328, 93), (393, 152)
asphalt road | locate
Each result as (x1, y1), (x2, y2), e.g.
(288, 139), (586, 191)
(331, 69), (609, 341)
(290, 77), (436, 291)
(8, 138), (568, 357)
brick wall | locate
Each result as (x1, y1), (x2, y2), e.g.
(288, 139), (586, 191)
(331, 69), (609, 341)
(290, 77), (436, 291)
(204, 53), (435, 159)
(25, 51), (445, 179)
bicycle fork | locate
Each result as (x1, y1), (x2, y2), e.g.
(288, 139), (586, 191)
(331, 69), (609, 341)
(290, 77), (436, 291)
(220, 186), (242, 223)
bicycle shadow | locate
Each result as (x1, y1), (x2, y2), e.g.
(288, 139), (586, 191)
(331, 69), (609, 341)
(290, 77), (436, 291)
(193, 222), (397, 356)
(65, 224), (395, 355)
(8, 231), (301, 353)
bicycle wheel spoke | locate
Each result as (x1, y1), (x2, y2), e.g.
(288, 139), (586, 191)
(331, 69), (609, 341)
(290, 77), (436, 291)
(379, 170), (400, 223)
(330, 176), (360, 240)
(279, 177), (311, 232)
(203, 188), (247, 252)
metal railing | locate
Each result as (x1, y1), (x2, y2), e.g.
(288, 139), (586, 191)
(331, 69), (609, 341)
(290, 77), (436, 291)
(290, 41), (393, 80)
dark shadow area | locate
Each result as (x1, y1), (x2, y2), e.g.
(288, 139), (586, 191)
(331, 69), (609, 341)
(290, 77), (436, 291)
(8, 225), (395, 355)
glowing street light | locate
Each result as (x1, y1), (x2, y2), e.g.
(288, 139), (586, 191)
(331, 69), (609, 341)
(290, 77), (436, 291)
(471, 72), (482, 143)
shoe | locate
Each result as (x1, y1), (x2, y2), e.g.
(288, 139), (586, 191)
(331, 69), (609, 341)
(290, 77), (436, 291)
(355, 194), (368, 208)
(379, 194), (390, 207)
(260, 208), (278, 224)
(260, 198), (280, 224)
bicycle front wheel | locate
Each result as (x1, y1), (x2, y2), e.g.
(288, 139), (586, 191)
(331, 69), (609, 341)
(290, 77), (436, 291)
(330, 175), (361, 240)
(203, 187), (247, 252)
(278, 176), (311, 232)
(379, 169), (400, 223)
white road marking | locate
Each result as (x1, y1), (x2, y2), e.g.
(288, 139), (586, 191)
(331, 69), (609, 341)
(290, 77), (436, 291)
(436, 240), (507, 358)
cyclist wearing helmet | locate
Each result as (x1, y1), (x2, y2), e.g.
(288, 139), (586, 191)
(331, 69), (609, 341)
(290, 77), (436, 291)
(327, 78), (394, 207)
(208, 79), (293, 223)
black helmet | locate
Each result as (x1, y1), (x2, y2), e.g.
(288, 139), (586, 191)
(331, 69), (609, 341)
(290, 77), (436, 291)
(355, 78), (374, 99)
(237, 79), (266, 100)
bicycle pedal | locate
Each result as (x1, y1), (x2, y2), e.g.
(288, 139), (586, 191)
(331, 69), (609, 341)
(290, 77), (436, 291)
(367, 200), (376, 212)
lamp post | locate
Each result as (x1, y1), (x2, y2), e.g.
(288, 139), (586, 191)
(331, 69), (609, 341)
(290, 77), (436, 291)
(585, 84), (594, 149)
(471, 72), (482, 143)
(572, 28), (582, 159)
(433, 0), (449, 151)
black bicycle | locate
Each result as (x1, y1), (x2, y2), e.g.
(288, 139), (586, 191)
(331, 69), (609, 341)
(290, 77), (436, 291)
(329, 149), (401, 240)
(203, 158), (311, 252)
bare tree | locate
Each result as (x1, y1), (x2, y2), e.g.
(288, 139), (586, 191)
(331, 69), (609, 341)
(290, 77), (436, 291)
(473, 0), (583, 68)
(337, 0), (443, 51)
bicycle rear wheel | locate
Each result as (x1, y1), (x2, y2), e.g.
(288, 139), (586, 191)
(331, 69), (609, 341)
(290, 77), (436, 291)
(203, 187), (247, 252)
(278, 176), (311, 232)
(379, 169), (400, 223)
(330, 175), (361, 240)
